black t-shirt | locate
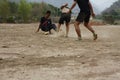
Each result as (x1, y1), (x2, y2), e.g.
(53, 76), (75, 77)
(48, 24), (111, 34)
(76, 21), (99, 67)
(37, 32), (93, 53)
(74, 0), (90, 13)
(40, 17), (52, 26)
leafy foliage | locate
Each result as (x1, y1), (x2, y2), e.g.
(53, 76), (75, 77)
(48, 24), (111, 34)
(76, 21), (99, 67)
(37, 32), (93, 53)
(0, 0), (60, 23)
(0, 0), (10, 22)
(102, 0), (120, 24)
(18, 0), (32, 22)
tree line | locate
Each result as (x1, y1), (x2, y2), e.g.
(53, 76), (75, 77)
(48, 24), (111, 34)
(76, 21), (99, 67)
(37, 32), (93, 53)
(98, 0), (120, 24)
(0, 0), (61, 23)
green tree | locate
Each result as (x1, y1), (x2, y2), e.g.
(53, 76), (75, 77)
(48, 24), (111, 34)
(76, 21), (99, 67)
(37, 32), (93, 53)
(31, 2), (60, 22)
(18, 0), (32, 22)
(102, 15), (115, 24)
(0, 0), (10, 22)
(9, 2), (18, 16)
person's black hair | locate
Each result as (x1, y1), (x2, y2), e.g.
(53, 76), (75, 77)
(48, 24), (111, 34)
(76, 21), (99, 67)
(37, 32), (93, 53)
(46, 10), (51, 14)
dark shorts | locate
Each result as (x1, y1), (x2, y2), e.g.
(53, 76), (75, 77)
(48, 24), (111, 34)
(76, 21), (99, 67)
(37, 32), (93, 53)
(76, 12), (91, 23)
(40, 24), (56, 32)
(59, 13), (71, 24)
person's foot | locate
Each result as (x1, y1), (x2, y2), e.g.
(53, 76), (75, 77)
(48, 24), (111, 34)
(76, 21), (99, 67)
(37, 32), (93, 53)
(65, 35), (68, 38)
(78, 37), (82, 41)
(93, 34), (98, 40)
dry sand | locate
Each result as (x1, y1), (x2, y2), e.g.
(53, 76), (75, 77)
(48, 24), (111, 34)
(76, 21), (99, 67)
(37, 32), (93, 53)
(0, 23), (120, 80)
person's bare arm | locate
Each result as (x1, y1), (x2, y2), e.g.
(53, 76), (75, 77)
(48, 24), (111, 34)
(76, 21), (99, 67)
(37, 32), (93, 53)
(69, 1), (77, 12)
(88, 1), (95, 17)
(61, 3), (68, 9)
(36, 23), (41, 33)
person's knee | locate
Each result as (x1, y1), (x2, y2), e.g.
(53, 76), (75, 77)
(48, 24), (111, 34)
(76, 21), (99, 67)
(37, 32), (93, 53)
(66, 23), (69, 27)
(84, 23), (88, 27)
(58, 23), (61, 26)
(74, 21), (80, 28)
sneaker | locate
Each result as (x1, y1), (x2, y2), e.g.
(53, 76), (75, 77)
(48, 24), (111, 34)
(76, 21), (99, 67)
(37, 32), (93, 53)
(78, 37), (82, 41)
(65, 35), (68, 38)
(93, 34), (98, 40)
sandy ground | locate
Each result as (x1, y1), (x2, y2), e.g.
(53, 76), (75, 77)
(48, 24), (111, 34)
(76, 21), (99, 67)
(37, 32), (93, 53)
(0, 23), (120, 80)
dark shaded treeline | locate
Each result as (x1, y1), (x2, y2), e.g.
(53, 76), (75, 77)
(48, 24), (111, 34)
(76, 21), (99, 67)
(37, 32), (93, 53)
(101, 0), (120, 24)
(0, 0), (61, 23)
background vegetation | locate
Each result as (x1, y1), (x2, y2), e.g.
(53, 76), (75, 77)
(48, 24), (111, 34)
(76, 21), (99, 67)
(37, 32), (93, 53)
(0, 0), (119, 24)
(100, 0), (120, 24)
(0, 0), (61, 23)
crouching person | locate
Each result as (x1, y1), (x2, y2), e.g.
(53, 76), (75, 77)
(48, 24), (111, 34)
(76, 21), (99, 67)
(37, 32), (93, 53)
(36, 10), (57, 34)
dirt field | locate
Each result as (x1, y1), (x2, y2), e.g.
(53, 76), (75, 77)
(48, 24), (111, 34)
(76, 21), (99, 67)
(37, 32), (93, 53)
(0, 23), (120, 80)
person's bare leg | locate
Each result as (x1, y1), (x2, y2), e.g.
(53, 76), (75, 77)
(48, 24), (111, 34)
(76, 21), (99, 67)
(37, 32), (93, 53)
(74, 21), (82, 40)
(57, 23), (61, 32)
(84, 22), (97, 40)
(49, 30), (52, 34)
(36, 28), (39, 33)
(65, 23), (70, 37)
(36, 26), (40, 33)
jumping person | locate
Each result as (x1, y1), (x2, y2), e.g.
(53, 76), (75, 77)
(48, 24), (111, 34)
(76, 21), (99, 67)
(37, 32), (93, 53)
(68, 0), (97, 40)
(36, 10), (57, 34)
(58, 3), (71, 37)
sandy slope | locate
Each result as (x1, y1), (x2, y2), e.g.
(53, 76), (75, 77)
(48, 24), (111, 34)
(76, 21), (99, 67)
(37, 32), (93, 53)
(0, 23), (120, 80)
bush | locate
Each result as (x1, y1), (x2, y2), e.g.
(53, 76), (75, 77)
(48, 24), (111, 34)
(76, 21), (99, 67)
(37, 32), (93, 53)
(18, 0), (32, 23)
(102, 15), (115, 24)
(6, 16), (16, 23)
